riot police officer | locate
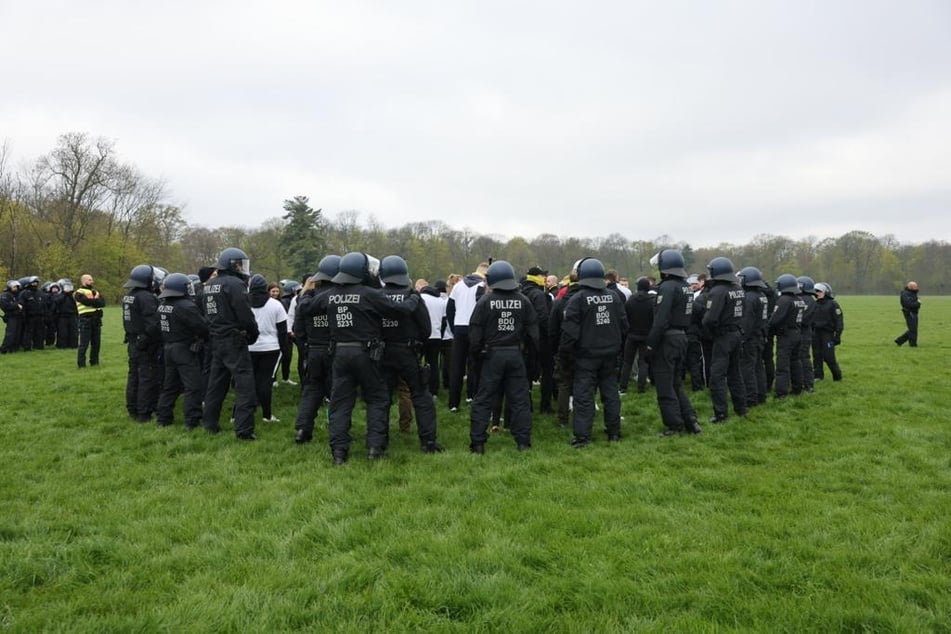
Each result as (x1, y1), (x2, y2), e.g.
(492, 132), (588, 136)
(645, 250), (702, 436)
(701, 257), (746, 423)
(379, 255), (443, 453)
(17, 276), (43, 351)
(796, 276), (817, 393)
(812, 282), (843, 381)
(768, 274), (806, 398)
(549, 263), (584, 429)
(1, 280), (22, 353)
(201, 248), (260, 440)
(737, 266), (769, 407)
(155, 273), (208, 429)
(293, 256), (339, 443)
(560, 258), (627, 447)
(122, 265), (162, 422)
(469, 260), (539, 453)
(320, 252), (421, 464)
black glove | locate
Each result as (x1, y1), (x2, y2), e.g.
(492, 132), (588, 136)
(833, 334), (841, 346)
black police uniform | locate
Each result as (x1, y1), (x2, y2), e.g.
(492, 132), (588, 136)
(293, 285), (334, 442)
(201, 270), (260, 439)
(381, 284), (440, 450)
(645, 279), (699, 433)
(702, 280), (747, 421)
(798, 293), (817, 392)
(1, 288), (22, 353)
(763, 284), (777, 390)
(18, 283), (43, 351)
(560, 286), (627, 444)
(468, 289), (539, 450)
(549, 284), (582, 428)
(620, 287), (654, 393)
(317, 285), (420, 460)
(54, 289), (79, 349)
(768, 293), (805, 398)
(156, 294), (208, 428)
(75, 282), (105, 366)
(686, 285), (710, 390)
(812, 295), (843, 381)
(739, 286), (769, 407)
(123, 286), (162, 421)
(895, 286), (920, 346)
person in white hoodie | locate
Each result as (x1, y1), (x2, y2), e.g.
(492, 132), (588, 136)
(446, 263), (488, 412)
(248, 274), (288, 423)
(417, 278), (448, 397)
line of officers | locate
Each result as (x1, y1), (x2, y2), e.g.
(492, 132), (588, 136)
(1, 277), (82, 353)
(120, 246), (844, 465)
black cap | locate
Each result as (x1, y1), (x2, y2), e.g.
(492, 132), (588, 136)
(198, 266), (216, 283)
(434, 279), (447, 293)
(527, 266), (547, 276)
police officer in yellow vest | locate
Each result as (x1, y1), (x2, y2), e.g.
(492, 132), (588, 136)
(75, 273), (105, 368)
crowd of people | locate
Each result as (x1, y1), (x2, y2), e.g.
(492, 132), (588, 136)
(14, 246), (929, 465)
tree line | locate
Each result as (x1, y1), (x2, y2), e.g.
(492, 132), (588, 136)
(2, 133), (948, 301)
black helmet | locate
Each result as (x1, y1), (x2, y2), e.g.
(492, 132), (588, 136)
(159, 273), (191, 298)
(281, 280), (302, 296)
(5, 280), (19, 292)
(796, 276), (815, 295)
(333, 252), (380, 285)
(706, 257), (736, 282)
(737, 266), (767, 289)
(485, 260), (518, 291)
(313, 255), (341, 282)
(216, 247), (250, 277)
(776, 273), (800, 294)
(124, 264), (154, 289)
(577, 258), (607, 289)
(380, 255), (412, 287)
(655, 249), (687, 278)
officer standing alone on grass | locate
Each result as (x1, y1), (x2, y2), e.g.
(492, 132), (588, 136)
(468, 260), (539, 454)
(812, 282), (843, 381)
(155, 273), (208, 429)
(560, 258), (627, 447)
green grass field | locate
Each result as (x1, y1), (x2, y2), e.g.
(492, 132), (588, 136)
(1, 296), (949, 632)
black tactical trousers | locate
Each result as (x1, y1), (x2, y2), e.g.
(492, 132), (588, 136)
(896, 311), (918, 346)
(470, 348), (531, 447)
(572, 355), (622, 441)
(203, 336), (257, 437)
(328, 346), (389, 455)
(774, 331), (802, 397)
(709, 330), (747, 419)
(1, 315), (22, 353)
(126, 340), (161, 419)
(813, 331), (842, 381)
(294, 346), (332, 439)
(740, 336), (767, 407)
(653, 330), (697, 432)
(798, 328), (815, 391)
(77, 316), (101, 366)
(383, 344), (437, 444)
(157, 342), (203, 426)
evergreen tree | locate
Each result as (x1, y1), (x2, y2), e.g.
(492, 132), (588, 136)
(280, 196), (325, 279)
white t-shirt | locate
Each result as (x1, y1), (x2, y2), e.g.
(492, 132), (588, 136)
(249, 297), (287, 352)
(421, 293), (448, 340)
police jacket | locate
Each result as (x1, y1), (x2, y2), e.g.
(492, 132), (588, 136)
(548, 283), (582, 351)
(741, 287), (769, 341)
(559, 286), (627, 359)
(799, 295), (816, 331)
(202, 270), (259, 342)
(646, 277), (694, 350)
(1, 290), (21, 317)
(54, 292), (78, 317)
(689, 286), (709, 339)
(519, 278), (551, 341)
(468, 289), (538, 354)
(701, 281), (744, 338)
(624, 289), (654, 341)
(317, 284), (420, 344)
(296, 285), (334, 348)
(768, 294), (805, 336)
(382, 285), (432, 344)
(900, 288), (920, 314)
(18, 287), (41, 317)
(122, 287), (161, 342)
(813, 297), (844, 335)
(159, 296), (208, 344)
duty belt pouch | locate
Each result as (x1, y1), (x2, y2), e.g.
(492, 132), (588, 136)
(368, 340), (385, 362)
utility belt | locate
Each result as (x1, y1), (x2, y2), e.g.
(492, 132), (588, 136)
(489, 345), (521, 351)
(79, 312), (102, 320)
(331, 339), (385, 361)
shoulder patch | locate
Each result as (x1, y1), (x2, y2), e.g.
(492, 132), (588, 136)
(655, 295), (663, 305)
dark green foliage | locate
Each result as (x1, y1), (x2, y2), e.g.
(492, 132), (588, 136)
(280, 196), (325, 280)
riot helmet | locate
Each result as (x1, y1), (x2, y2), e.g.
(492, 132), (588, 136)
(577, 258), (607, 289)
(815, 282), (833, 298)
(281, 280), (302, 296)
(333, 252), (380, 285)
(216, 247), (251, 278)
(707, 257), (736, 282)
(485, 260), (518, 291)
(655, 249), (687, 278)
(124, 264), (154, 289)
(737, 266), (767, 289)
(5, 280), (19, 293)
(159, 273), (191, 298)
(796, 276), (815, 295)
(776, 273), (800, 295)
(313, 255), (341, 282)
(380, 255), (412, 287)
(58, 278), (74, 293)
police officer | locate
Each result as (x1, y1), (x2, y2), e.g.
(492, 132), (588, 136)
(796, 276), (817, 393)
(686, 273), (710, 391)
(122, 264), (162, 422)
(1, 280), (22, 353)
(737, 266), (769, 407)
(468, 260), (539, 453)
(75, 274), (105, 367)
(645, 250), (702, 436)
(619, 276), (654, 394)
(702, 257), (747, 423)
(320, 252), (421, 464)
(560, 258), (627, 447)
(549, 264), (584, 429)
(293, 256), (339, 444)
(18, 276), (43, 351)
(812, 282), (844, 381)
(768, 274), (805, 398)
(155, 273), (208, 429)
(378, 255), (443, 453)
(278, 279), (301, 385)
(54, 279), (79, 349)
(201, 248), (260, 440)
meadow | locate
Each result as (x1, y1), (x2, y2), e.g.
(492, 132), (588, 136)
(1, 296), (949, 632)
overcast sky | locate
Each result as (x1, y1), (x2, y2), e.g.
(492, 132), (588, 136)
(2, 0), (949, 247)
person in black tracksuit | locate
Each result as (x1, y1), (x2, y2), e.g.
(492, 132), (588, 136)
(619, 277), (654, 394)
(1, 280), (22, 353)
(468, 260), (538, 453)
(702, 258), (747, 423)
(156, 274), (208, 429)
(560, 258), (627, 447)
(812, 282), (843, 381)
(201, 248), (260, 440)
(686, 275), (709, 390)
(796, 277), (817, 393)
(446, 265), (488, 411)
(645, 250), (701, 436)
(519, 267), (552, 413)
(549, 276), (583, 429)
(293, 257), (338, 444)
(379, 255), (442, 453)
(737, 266), (769, 407)
(122, 265), (162, 422)
(769, 274), (806, 399)
(316, 252), (421, 464)
(279, 281), (300, 383)
(894, 282), (921, 347)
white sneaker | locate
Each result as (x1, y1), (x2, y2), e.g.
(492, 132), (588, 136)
(272, 381), (279, 388)
(263, 416), (281, 423)
(284, 379), (297, 386)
